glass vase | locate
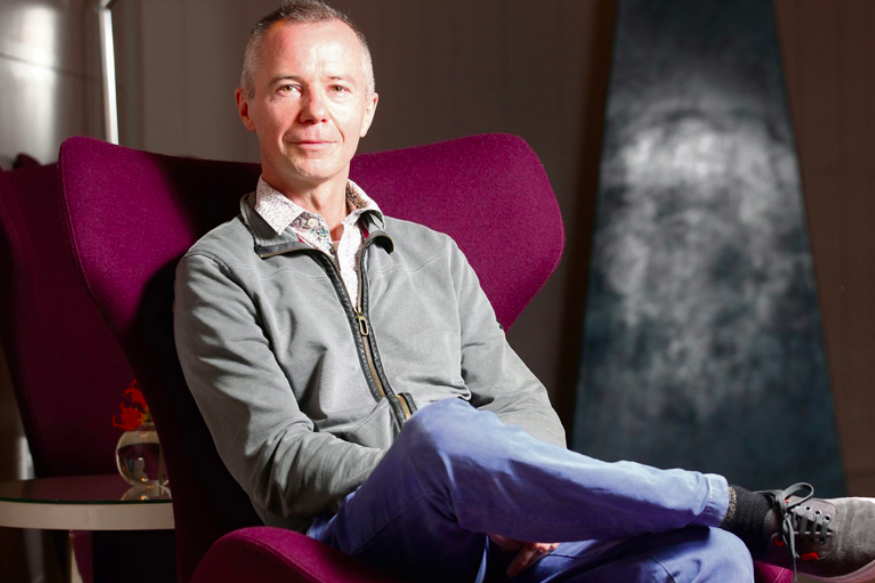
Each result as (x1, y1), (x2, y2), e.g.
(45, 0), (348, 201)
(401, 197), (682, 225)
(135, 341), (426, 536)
(115, 421), (168, 487)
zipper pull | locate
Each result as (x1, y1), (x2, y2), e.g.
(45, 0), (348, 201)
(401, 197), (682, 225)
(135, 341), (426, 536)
(354, 307), (370, 336)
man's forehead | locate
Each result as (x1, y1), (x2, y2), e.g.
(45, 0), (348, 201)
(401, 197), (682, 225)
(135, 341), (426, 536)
(262, 20), (360, 57)
(257, 20), (367, 84)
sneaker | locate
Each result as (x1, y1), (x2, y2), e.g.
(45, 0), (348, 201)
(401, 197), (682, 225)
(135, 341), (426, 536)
(757, 482), (875, 582)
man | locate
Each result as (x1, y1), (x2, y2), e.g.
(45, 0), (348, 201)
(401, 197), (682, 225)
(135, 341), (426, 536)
(173, 1), (875, 581)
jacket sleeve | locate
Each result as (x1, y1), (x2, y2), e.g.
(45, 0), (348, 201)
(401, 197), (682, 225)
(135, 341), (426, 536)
(449, 241), (568, 449)
(173, 251), (385, 522)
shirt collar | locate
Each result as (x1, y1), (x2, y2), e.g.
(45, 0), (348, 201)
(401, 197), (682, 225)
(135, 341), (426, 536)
(254, 175), (383, 236)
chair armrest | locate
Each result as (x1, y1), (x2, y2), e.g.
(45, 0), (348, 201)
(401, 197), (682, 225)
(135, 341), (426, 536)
(191, 527), (403, 583)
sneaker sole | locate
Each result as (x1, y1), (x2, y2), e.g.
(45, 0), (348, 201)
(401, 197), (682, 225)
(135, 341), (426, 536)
(806, 498), (875, 583)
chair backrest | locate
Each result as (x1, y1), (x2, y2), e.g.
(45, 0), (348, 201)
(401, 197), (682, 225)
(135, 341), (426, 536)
(0, 163), (135, 478)
(57, 133), (564, 582)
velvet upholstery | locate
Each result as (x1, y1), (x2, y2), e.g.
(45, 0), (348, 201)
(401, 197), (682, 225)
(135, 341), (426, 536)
(0, 163), (133, 477)
(0, 161), (174, 583)
(56, 134), (791, 583)
(192, 527), (400, 583)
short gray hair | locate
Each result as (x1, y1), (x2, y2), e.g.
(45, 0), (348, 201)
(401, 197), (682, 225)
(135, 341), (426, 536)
(240, 0), (375, 98)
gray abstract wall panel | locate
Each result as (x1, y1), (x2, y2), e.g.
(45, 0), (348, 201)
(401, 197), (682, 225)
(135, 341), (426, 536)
(573, 0), (844, 495)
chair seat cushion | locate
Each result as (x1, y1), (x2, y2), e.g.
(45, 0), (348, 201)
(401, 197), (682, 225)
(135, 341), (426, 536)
(194, 526), (789, 583)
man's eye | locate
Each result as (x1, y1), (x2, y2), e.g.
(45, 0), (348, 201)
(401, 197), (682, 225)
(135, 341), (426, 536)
(331, 85), (350, 93)
(279, 85), (299, 93)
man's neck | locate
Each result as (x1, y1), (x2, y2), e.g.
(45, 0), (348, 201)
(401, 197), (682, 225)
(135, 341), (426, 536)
(262, 172), (349, 239)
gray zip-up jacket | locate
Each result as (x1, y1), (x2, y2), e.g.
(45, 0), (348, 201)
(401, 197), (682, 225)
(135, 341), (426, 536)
(173, 193), (566, 533)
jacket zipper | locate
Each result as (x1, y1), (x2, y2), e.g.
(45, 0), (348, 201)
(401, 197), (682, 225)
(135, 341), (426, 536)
(397, 393), (414, 417)
(258, 235), (411, 425)
(357, 242), (411, 422)
(353, 304), (385, 400)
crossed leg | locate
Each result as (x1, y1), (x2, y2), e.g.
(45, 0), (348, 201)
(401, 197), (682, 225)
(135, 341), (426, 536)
(308, 398), (752, 582)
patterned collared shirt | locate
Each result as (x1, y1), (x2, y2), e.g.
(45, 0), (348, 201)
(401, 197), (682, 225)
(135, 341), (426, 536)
(254, 176), (382, 305)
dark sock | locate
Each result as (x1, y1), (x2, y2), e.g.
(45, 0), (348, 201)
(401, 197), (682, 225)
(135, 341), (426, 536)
(719, 485), (773, 555)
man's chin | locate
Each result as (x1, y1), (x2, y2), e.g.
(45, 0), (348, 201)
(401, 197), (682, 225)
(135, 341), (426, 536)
(274, 164), (347, 190)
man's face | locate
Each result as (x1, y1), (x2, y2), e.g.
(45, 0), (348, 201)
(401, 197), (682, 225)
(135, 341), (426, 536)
(236, 20), (378, 193)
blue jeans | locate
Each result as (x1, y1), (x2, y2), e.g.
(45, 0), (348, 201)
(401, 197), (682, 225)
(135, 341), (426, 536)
(308, 398), (753, 582)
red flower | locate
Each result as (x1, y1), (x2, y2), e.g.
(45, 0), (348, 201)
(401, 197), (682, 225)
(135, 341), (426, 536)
(112, 379), (152, 431)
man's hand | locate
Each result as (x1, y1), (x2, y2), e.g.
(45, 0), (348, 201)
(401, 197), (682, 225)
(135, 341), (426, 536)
(489, 534), (559, 578)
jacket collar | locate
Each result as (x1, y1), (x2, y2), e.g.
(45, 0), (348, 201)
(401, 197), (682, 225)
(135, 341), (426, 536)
(255, 177), (383, 236)
(239, 192), (394, 258)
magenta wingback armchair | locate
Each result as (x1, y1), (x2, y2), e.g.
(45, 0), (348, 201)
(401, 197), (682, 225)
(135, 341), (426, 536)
(56, 134), (792, 583)
(0, 161), (175, 583)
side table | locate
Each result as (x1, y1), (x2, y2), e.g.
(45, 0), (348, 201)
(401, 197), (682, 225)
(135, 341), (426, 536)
(0, 474), (174, 583)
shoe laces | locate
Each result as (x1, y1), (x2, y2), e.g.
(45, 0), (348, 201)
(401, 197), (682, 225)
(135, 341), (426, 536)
(771, 482), (833, 580)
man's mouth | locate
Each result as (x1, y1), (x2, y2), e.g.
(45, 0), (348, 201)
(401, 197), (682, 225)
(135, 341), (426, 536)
(289, 140), (334, 149)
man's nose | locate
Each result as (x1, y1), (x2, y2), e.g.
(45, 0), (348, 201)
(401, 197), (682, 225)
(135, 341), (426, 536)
(299, 89), (328, 123)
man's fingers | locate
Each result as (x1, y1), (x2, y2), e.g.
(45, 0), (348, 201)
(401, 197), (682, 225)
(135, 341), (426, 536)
(488, 534), (522, 553)
(489, 537), (559, 577)
(507, 544), (541, 578)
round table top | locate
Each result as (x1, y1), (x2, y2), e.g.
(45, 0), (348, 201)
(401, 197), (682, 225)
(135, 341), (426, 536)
(0, 474), (174, 531)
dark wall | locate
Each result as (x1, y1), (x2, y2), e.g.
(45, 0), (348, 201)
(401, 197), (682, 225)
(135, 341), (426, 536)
(775, 0), (875, 497)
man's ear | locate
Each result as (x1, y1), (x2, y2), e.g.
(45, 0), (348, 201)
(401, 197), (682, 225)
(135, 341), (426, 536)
(360, 92), (379, 138)
(236, 87), (257, 132)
